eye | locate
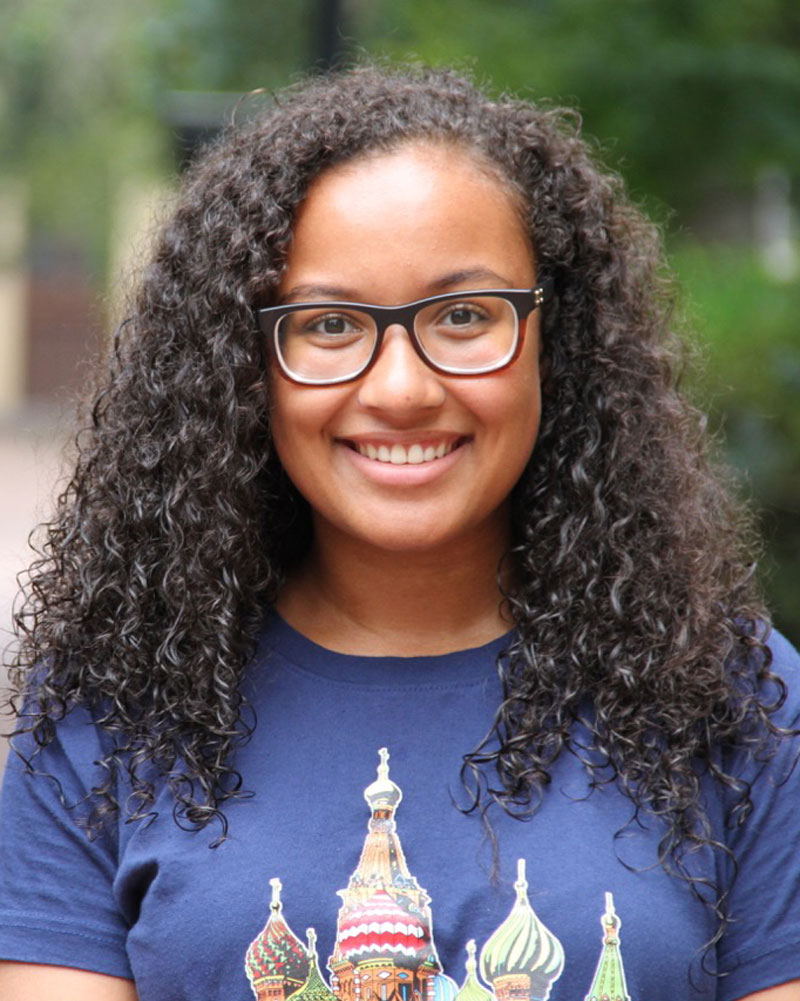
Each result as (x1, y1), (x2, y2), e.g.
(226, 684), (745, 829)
(427, 300), (496, 340)
(282, 308), (373, 350)
(304, 312), (362, 336)
(439, 303), (490, 327)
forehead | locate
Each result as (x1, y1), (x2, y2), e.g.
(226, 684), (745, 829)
(280, 142), (535, 301)
(336, 138), (522, 201)
(307, 140), (523, 222)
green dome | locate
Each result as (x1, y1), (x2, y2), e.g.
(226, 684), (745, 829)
(455, 940), (493, 1001)
(479, 860), (564, 1000)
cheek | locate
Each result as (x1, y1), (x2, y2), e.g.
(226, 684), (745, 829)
(493, 330), (543, 426)
(267, 379), (313, 481)
(268, 380), (344, 480)
(267, 380), (294, 457)
(512, 320), (544, 443)
(461, 372), (541, 475)
(507, 384), (542, 461)
(485, 367), (542, 472)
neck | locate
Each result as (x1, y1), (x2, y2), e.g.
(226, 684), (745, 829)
(276, 521), (513, 656)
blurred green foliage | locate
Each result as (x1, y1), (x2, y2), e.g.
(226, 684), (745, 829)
(673, 247), (800, 633)
(1, 0), (798, 633)
(363, 0), (800, 222)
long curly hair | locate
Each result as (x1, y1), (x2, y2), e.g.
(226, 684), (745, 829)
(6, 64), (785, 930)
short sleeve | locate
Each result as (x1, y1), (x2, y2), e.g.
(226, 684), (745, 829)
(0, 709), (133, 979)
(715, 630), (800, 1001)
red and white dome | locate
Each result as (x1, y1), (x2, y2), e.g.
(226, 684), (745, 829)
(337, 890), (432, 967)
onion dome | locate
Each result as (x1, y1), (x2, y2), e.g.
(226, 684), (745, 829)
(479, 860), (564, 1001)
(584, 893), (631, 1001)
(365, 747), (402, 814)
(246, 878), (311, 995)
(291, 929), (338, 1001)
(434, 972), (460, 1001)
(455, 940), (492, 1001)
(337, 889), (434, 967)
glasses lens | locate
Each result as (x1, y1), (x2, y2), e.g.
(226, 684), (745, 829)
(415, 296), (517, 373)
(276, 307), (377, 382)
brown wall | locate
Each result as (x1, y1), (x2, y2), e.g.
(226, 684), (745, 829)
(26, 239), (101, 404)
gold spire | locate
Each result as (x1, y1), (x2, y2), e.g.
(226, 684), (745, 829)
(344, 748), (418, 892)
(364, 747), (402, 813)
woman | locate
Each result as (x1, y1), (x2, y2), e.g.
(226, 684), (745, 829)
(0, 65), (798, 1001)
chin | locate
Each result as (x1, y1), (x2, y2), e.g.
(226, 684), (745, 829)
(363, 530), (453, 554)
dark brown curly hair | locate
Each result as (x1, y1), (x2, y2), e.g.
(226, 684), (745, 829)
(6, 64), (787, 939)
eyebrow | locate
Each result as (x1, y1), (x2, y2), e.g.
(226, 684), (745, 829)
(279, 268), (519, 305)
(427, 268), (517, 292)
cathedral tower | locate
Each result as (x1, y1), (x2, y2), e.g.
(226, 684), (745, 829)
(584, 893), (630, 1001)
(329, 749), (442, 1001)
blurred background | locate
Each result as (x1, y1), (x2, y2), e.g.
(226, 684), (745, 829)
(1, 0), (799, 768)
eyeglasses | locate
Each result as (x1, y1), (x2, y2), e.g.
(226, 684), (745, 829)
(256, 280), (552, 386)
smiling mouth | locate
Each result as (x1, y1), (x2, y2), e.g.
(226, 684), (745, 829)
(349, 439), (465, 465)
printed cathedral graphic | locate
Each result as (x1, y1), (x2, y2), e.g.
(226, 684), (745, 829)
(246, 749), (632, 1001)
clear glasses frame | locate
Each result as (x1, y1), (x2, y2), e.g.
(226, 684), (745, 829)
(255, 279), (553, 386)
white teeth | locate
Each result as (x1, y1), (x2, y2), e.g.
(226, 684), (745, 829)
(356, 441), (457, 464)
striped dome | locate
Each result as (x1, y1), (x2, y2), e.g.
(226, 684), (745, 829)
(337, 890), (432, 967)
(479, 861), (564, 1000)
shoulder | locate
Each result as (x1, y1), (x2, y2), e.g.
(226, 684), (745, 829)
(713, 629), (800, 995)
(7, 700), (112, 773)
(763, 626), (800, 729)
(717, 627), (800, 824)
(767, 626), (800, 675)
(724, 624), (800, 734)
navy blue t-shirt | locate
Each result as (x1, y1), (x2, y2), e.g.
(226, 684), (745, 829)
(1, 617), (799, 1000)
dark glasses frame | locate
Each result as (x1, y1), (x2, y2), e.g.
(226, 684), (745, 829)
(255, 279), (553, 386)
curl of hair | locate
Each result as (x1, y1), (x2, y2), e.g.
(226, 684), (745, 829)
(6, 65), (786, 926)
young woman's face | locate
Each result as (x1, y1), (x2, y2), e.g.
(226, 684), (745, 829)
(268, 143), (543, 558)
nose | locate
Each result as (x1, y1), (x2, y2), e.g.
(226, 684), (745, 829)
(356, 324), (446, 414)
